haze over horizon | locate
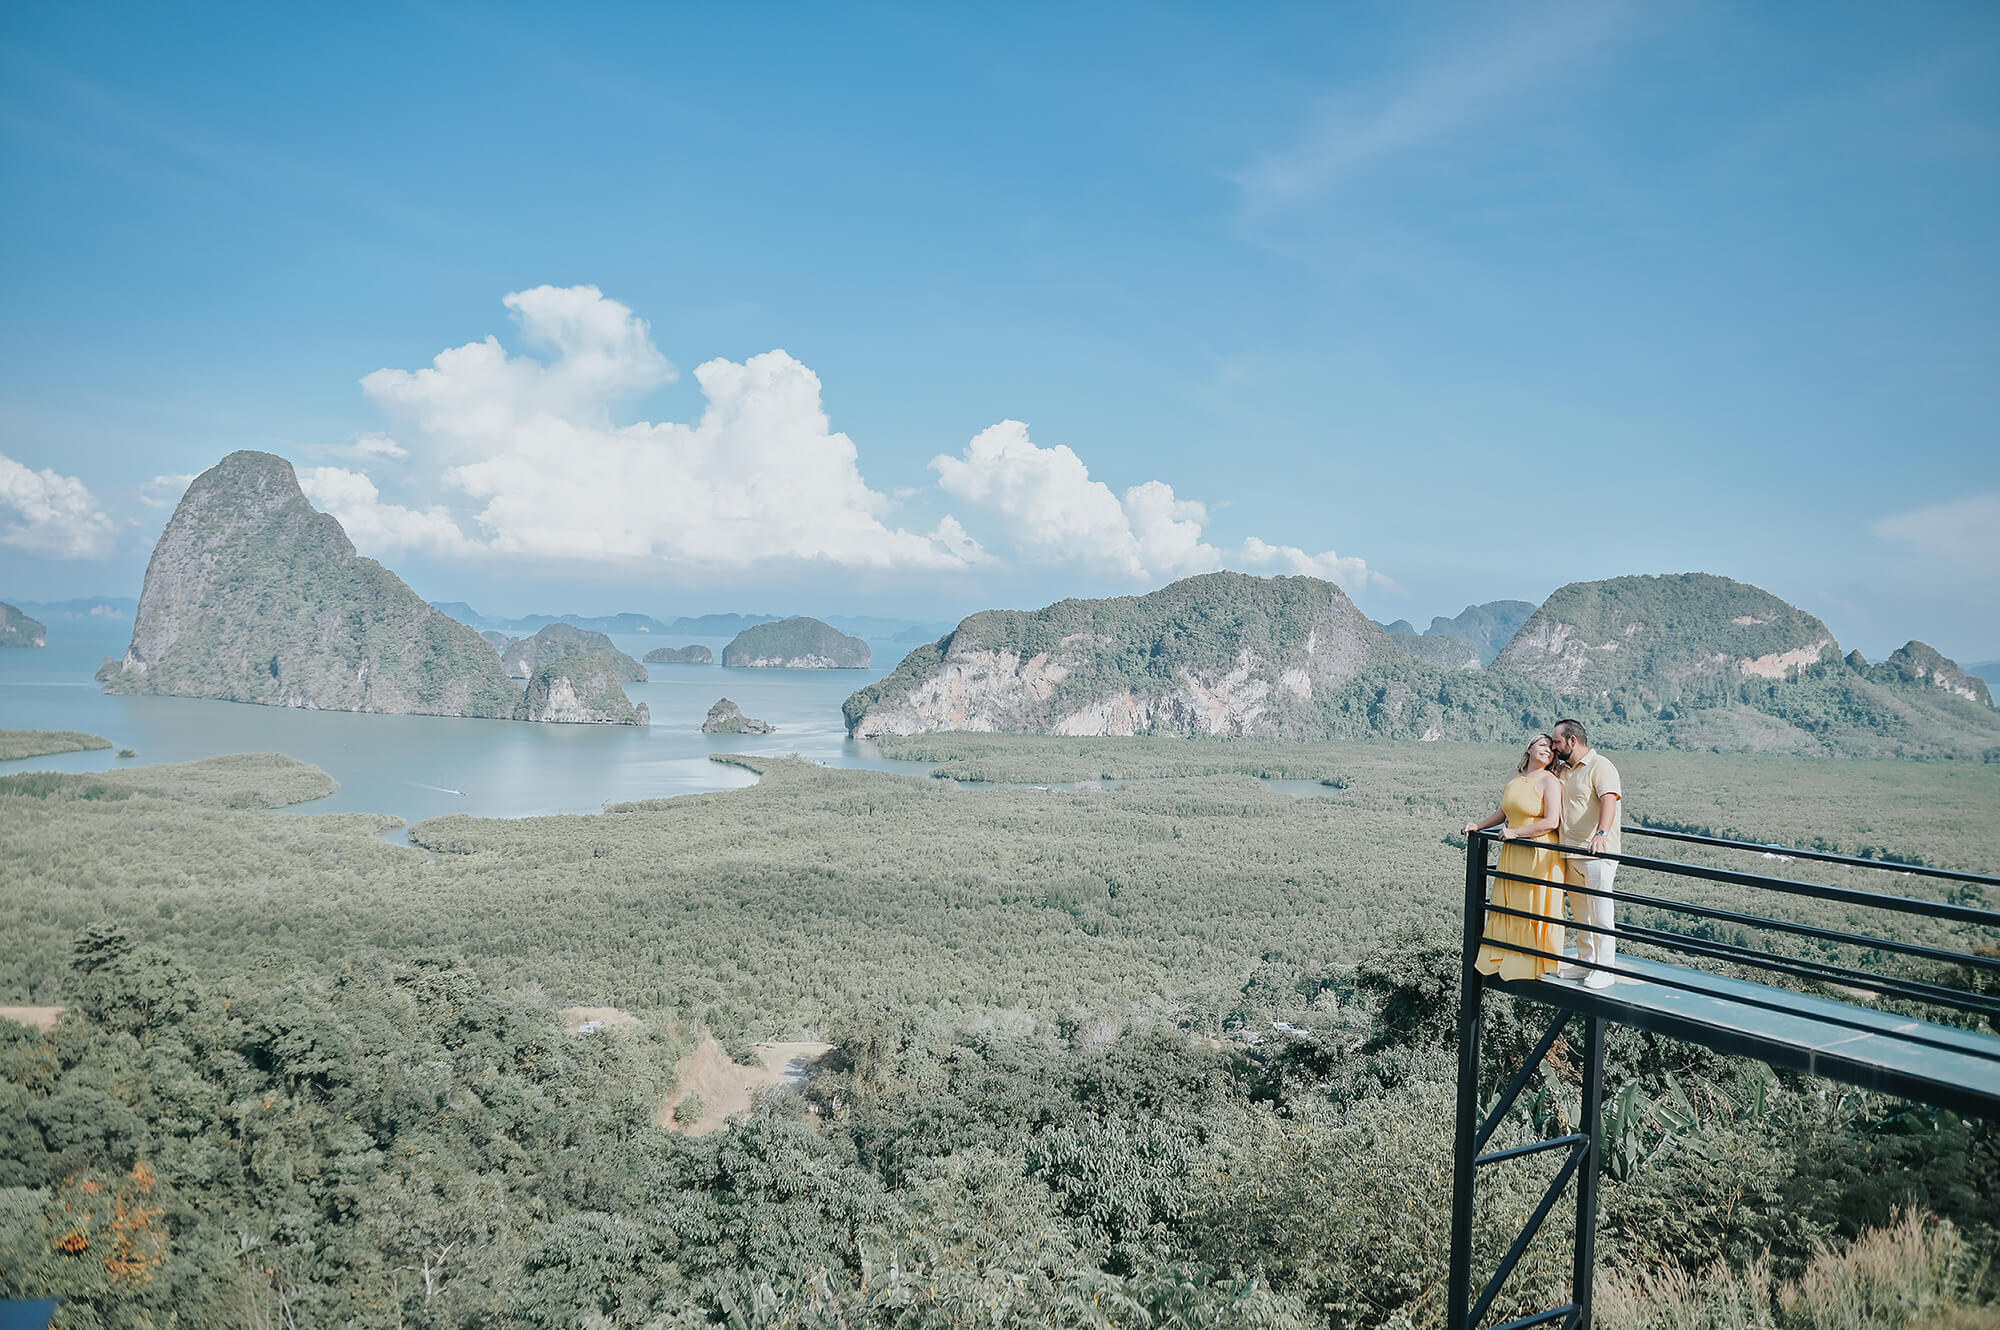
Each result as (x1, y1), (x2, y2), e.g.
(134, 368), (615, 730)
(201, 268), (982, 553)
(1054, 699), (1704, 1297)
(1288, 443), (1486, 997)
(3, 3), (1996, 660)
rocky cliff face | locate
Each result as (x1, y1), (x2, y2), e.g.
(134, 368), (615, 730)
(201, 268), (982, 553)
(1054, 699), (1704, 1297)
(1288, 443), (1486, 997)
(0, 602), (46, 648)
(1494, 573), (1838, 703)
(98, 451), (518, 718)
(645, 644), (715, 665)
(517, 655), (649, 725)
(1865, 641), (1994, 707)
(503, 623), (647, 682)
(844, 571), (1414, 739)
(701, 697), (774, 733)
(723, 618), (870, 669)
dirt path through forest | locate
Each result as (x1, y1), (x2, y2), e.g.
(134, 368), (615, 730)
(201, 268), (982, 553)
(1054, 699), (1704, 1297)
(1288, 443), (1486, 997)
(0, 1006), (63, 1032)
(660, 1036), (832, 1135)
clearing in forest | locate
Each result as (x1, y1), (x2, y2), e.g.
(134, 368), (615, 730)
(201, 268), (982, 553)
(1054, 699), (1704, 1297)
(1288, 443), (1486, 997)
(560, 1005), (642, 1034)
(0, 1005), (64, 1031)
(660, 1035), (832, 1136)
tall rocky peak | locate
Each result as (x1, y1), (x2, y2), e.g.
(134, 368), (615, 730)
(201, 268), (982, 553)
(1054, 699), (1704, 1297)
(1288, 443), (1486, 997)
(1865, 641), (1993, 708)
(100, 450), (519, 718)
(1494, 573), (1838, 701)
(844, 570), (1408, 739)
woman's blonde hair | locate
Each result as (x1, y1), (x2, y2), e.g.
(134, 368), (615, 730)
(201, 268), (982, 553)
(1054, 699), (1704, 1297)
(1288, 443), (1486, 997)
(1517, 734), (1564, 775)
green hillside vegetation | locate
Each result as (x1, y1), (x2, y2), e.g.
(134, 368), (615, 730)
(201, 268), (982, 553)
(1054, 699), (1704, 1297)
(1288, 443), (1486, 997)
(1862, 641), (1995, 707)
(644, 644), (715, 665)
(503, 623), (648, 682)
(1496, 573), (1835, 703)
(873, 733), (1356, 783)
(0, 753), (336, 810)
(0, 602), (47, 647)
(0, 742), (1993, 1325)
(1426, 599), (1538, 663)
(1386, 628), (1483, 671)
(850, 572), (2000, 759)
(848, 572), (1539, 740)
(98, 452), (519, 719)
(516, 655), (650, 725)
(724, 616), (870, 668)
(0, 729), (112, 761)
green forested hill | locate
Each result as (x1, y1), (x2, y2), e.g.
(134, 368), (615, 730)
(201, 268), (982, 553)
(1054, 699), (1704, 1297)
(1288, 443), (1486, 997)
(97, 451), (519, 718)
(1379, 599), (1537, 668)
(845, 571), (1542, 741)
(847, 571), (2000, 758)
(644, 644), (715, 664)
(723, 616), (870, 668)
(516, 654), (650, 725)
(1494, 573), (1839, 701)
(502, 622), (648, 682)
(0, 602), (47, 648)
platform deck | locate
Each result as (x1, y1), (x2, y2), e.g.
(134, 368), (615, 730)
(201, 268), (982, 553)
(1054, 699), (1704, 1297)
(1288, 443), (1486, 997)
(1497, 953), (2000, 1119)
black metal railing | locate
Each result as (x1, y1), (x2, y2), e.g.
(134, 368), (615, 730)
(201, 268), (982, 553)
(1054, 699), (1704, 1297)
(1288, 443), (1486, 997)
(1446, 822), (2000, 1330)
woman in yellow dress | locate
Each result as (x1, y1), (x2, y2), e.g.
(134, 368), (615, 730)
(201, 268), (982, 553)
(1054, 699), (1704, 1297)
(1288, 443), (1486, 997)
(1463, 735), (1567, 980)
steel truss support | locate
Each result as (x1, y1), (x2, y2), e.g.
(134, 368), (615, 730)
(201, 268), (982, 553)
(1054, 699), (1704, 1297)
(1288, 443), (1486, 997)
(1448, 835), (1607, 1330)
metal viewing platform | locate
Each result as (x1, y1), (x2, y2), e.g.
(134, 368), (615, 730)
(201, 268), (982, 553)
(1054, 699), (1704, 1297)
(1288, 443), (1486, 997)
(1446, 824), (2000, 1330)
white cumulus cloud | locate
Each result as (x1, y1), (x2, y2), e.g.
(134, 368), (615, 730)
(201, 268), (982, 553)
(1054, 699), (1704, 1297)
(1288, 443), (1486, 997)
(299, 467), (475, 558)
(345, 285), (968, 570)
(1871, 492), (2000, 574)
(352, 433), (408, 459)
(138, 473), (198, 509)
(931, 420), (1390, 591)
(0, 452), (117, 559)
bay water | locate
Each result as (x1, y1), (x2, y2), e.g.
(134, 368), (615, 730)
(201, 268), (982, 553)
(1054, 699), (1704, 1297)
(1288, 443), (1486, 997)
(3, 615), (1343, 835)
(0, 615), (939, 833)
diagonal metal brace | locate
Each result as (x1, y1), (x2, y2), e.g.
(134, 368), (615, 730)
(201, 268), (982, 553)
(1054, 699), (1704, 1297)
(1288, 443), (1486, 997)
(1468, 1139), (1588, 1329)
(1474, 1009), (1570, 1154)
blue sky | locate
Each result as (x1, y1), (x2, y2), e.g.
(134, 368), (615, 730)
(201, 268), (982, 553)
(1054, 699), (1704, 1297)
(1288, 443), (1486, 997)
(1, 1), (1995, 659)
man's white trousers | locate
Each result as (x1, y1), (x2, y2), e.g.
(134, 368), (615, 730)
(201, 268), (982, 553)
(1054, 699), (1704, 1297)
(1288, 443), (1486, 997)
(1573, 859), (1617, 970)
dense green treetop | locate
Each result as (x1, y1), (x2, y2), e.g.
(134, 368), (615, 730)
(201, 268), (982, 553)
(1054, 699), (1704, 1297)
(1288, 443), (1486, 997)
(96, 451), (518, 719)
(503, 623), (648, 682)
(723, 616), (870, 668)
(0, 602), (47, 648)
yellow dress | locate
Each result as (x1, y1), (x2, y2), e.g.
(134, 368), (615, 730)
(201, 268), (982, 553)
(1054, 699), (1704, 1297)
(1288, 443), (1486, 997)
(1475, 775), (1565, 981)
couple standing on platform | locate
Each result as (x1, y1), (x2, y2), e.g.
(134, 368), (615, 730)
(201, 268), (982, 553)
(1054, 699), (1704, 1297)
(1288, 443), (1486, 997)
(1462, 719), (1624, 989)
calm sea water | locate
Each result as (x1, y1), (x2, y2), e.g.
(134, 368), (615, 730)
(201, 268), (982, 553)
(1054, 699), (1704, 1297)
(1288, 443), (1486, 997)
(0, 616), (940, 831)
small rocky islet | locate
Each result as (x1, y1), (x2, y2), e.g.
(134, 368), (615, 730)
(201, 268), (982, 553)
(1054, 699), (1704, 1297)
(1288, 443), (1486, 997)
(645, 644), (714, 665)
(701, 698), (774, 734)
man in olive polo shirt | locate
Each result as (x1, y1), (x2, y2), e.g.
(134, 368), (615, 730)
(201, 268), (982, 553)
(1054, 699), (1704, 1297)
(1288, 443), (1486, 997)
(1552, 718), (1622, 989)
